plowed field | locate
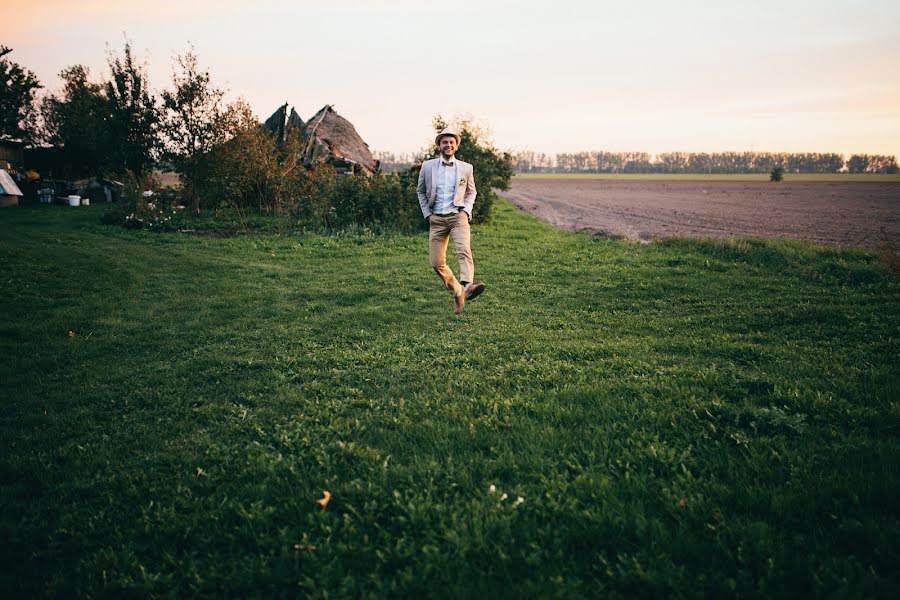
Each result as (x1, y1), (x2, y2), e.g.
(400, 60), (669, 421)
(502, 179), (899, 248)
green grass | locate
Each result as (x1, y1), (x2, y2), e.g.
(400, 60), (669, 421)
(2, 201), (898, 597)
(515, 172), (900, 182)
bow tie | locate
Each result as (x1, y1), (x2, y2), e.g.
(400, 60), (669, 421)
(441, 161), (454, 167)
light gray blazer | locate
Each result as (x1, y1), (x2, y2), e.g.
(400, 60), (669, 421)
(416, 157), (477, 219)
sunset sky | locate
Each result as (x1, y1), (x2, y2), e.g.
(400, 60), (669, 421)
(8, 0), (900, 158)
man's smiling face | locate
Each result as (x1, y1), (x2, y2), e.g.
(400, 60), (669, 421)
(438, 136), (457, 159)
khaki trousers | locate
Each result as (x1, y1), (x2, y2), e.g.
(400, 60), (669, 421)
(429, 212), (473, 296)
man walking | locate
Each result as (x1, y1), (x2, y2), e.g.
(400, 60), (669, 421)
(417, 128), (486, 314)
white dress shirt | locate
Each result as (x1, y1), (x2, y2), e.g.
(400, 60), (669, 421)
(433, 159), (458, 215)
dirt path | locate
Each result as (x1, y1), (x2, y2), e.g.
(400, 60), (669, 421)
(501, 179), (900, 249)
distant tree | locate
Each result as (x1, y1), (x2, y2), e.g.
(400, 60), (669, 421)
(429, 115), (513, 223)
(868, 154), (898, 174)
(373, 150), (414, 173)
(849, 154), (900, 174)
(769, 166), (784, 181)
(751, 153), (779, 174)
(104, 41), (160, 175)
(602, 151), (624, 173)
(161, 48), (226, 212)
(39, 65), (111, 177)
(556, 152), (574, 173)
(657, 152), (689, 174)
(815, 153), (844, 173)
(510, 150), (535, 173)
(847, 154), (868, 173)
(573, 151), (590, 172)
(0, 46), (42, 144)
(622, 152), (652, 173)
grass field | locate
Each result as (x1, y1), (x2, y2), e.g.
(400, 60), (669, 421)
(514, 172), (900, 182)
(2, 201), (898, 597)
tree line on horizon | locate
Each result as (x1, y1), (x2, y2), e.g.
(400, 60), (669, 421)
(374, 148), (898, 176)
(510, 150), (898, 175)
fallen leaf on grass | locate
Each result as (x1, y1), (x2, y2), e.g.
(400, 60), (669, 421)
(317, 490), (331, 509)
(67, 330), (76, 337)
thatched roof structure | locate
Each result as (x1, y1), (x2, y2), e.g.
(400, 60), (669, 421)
(263, 103), (378, 175)
(303, 105), (378, 175)
(264, 103), (306, 143)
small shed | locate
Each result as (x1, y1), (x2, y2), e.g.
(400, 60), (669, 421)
(0, 169), (24, 206)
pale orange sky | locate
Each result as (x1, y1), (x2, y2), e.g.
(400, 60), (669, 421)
(7, 0), (900, 158)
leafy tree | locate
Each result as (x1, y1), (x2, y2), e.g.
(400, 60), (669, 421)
(207, 100), (305, 215)
(160, 48), (226, 212)
(657, 152), (690, 174)
(818, 153), (845, 173)
(623, 151), (652, 173)
(428, 115), (513, 223)
(848, 154), (900, 174)
(104, 41), (160, 175)
(847, 154), (868, 173)
(39, 65), (110, 178)
(0, 47), (41, 143)
(770, 166), (784, 182)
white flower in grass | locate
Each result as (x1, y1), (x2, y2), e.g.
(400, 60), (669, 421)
(488, 484), (496, 494)
(499, 493), (508, 502)
(513, 496), (524, 507)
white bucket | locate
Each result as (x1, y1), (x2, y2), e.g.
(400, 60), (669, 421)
(67, 195), (80, 207)
(81, 198), (90, 206)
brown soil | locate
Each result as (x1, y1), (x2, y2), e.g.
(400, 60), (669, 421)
(502, 180), (900, 249)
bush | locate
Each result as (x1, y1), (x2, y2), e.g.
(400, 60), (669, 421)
(101, 109), (509, 234)
(770, 166), (784, 182)
(292, 168), (422, 234)
(101, 171), (181, 231)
